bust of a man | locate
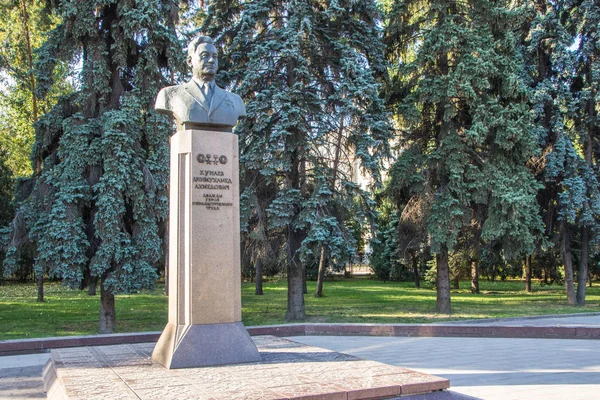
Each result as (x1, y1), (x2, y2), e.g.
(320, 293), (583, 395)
(155, 36), (246, 130)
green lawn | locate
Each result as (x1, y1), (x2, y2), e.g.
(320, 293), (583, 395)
(1, 278), (599, 340)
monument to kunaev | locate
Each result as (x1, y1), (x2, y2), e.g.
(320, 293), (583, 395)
(152, 36), (261, 368)
(155, 36), (246, 130)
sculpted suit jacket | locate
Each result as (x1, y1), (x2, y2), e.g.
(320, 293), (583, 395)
(155, 80), (246, 129)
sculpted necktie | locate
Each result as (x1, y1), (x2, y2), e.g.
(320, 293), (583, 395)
(203, 82), (213, 106)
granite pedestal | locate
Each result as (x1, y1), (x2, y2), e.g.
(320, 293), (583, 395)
(152, 129), (260, 368)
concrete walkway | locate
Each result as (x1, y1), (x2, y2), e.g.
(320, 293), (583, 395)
(1, 314), (599, 400)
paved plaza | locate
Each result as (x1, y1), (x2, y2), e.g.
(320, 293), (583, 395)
(289, 335), (600, 400)
(289, 314), (600, 400)
(42, 336), (448, 399)
(1, 314), (599, 399)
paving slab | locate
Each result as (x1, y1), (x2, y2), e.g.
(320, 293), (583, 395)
(289, 335), (600, 400)
(0, 354), (51, 400)
(43, 335), (449, 400)
(0, 365), (46, 400)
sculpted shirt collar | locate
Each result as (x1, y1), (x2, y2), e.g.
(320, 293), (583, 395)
(192, 77), (215, 91)
(185, 77), (229, 116)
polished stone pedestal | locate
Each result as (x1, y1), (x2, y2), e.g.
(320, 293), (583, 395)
(153, 129), (260, 368)
(152, 322), (261, 369)
(44, 336), (450, 400)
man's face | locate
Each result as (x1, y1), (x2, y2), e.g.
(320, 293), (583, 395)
(189, 42), (218, 81)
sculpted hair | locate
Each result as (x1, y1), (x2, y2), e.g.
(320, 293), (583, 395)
(188, 36), (215, 58)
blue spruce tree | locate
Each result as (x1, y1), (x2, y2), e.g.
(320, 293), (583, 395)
(4, 0), (186, 332)
(204, 0), (392, 320)
(525, 0), (600, 305)
(385, 0), (543, 313)
(569, 0), (600, 304)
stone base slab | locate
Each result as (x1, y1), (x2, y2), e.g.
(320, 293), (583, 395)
(43, 335), (449, 400)
(152, 322), (261, 368)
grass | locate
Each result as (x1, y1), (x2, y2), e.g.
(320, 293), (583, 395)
(1, 277), (599, 340)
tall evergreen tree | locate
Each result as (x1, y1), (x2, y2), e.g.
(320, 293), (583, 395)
(570, 0), (600, 304)
(3, 0), (186, 332)
(385, 0), (542, 313)
(205, 0), (392, 320)
(525, 0), (600, 305)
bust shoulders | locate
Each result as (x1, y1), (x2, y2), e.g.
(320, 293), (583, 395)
(155, 80), (246, 126)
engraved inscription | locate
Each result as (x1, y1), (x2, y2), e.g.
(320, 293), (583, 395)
(192, 153), (234, 211)
(195, 184), (230, 190)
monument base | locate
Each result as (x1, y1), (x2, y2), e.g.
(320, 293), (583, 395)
(152, 321), (261, 368)
(43, 336), (450, 400)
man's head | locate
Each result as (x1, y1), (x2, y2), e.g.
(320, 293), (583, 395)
(188, 36), (218, 82)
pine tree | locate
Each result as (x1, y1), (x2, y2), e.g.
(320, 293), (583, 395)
(3, 0), (186, 332)
(206, 0), (392, 320)
(385, 0), (543, 313)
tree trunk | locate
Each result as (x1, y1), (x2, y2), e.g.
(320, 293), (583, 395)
(577, 105), (593, 305)
(241, 245), (252, 282)
(284, 57), (306, 320)
(286, 229), (306, 321)
(302, 266), (308, 294)
(88, 275), (97, 296)
(576, 226), (589, 305)
(315, 114), (344, 298)
(20, 0), (38, 122)
(20, 0), (43, 175)
(315, 245), (327, 297)
(471, 259), (479, 294)
(452, 275), (459, 290)
(412, 255), (420, 288)
(525, 254), (532, 293)
(99, 282), (116, 333)
(285, 169), (306, 317)
(561, 221), (577, 305)
(435, 246), (451, 314)
(36, 273), (44, 302)
(255, 258), (263, 295)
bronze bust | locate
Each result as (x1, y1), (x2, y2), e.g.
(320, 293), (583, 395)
(155, 36), (246, 130)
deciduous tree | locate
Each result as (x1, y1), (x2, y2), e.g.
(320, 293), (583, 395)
(0, 0), (70, 178)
